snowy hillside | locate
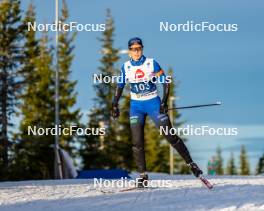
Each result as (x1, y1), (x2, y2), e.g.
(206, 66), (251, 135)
(1, 174), (264, 211)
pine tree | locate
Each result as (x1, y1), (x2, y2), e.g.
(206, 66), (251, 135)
(80, 9), (120, 169)
(0, 0), (24, 177)
(226, 152), (237, 175)
(239, 145), (250, 175)
(256, 153), (264, 175)
(215, 146), (224, 175)
(57, 0), (81, 155)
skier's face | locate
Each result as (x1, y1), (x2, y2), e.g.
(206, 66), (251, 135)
(129, 43), (143, 61)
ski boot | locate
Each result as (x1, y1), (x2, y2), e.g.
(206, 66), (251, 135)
(188, 162), (203, 177)
(136, 173), (148, 188)
(188, 162), (213, 189)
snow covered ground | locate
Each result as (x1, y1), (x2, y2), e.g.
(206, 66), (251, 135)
(1, 173), (264, 211)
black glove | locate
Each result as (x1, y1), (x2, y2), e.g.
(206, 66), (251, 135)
(111, 103), (120, 119)
(160, 102), (168, 114)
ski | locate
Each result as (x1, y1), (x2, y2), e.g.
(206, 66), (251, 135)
(120, 186), (139, 192)
(100, 186), (158, 194)
(100, 186), (138, 194)
(199, 175), (213, 189)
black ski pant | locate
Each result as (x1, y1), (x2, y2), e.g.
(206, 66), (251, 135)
(130, 113), (193, 173)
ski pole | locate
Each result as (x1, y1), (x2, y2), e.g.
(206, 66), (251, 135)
(168, 101), (222, 110)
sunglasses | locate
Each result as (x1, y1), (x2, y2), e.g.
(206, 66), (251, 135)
(129, 47), (143, 52)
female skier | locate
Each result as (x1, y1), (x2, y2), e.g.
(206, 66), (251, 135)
(111, 37), (203, 187)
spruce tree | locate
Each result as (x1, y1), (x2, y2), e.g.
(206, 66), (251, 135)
(79, 108), (105, 170)
(256, 153), (264, 175)
(9, 2), (41, 180)
(215, 146), (224, 175)
(226, 152), (237, 175)
(11, 32), (55, 180)
(80, 9), (120, 169)
(57, 0), (81, 155)
(0, 0), (24, 177)
(239, 145), (250, 175)
(19, 3), (39, 82)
